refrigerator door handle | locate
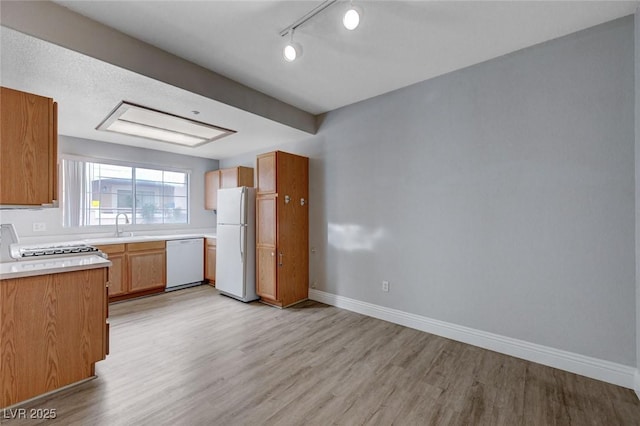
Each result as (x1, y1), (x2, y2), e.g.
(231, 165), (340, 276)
(239, 188), (245, 263)
(240, 187), (245, 225)
(239, 225), (244, 263)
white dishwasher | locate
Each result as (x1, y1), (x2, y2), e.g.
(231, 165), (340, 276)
(166, 238), (204, 290)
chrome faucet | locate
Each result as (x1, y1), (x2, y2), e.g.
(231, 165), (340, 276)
(115, 213), (130, 237)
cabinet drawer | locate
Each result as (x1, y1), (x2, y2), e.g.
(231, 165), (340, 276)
(127, 241), (165, 251)
(96, 244), (126, 254)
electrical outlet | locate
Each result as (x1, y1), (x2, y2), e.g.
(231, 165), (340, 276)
(32, 222), (46, 232)
(382, 280), (389, 292)
(311, 281), (317, 289)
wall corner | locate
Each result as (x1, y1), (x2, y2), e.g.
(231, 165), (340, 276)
(634, 7), (640, 399)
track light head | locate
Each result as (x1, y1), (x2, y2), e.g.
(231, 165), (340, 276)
(283, 42), (302, 62)
(283, 28), (302, 62)
(343, 5), (361, 30)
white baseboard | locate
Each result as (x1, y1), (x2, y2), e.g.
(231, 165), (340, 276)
(309, 289), (638, 390)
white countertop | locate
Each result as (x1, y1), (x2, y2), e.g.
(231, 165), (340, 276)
(85, 233), (214, 245)
(14, 229), (217, 246)
(0, 255), (112, 280)
(1, 231), (215, 280)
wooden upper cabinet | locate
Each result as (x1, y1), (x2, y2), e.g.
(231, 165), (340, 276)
(205, 166), (254, 210)
(205, 170), (221, 210)
(235, 166), (254, 187)
(0, 86), (58, 206)
(257, 153), (276, 194)
(220, 167), (237, 189)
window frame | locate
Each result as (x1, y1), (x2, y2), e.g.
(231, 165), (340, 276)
(60, 154), (191, 228)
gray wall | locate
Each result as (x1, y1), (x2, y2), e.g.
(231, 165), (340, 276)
(223, 16), (636, 366)
(0, 136), (219, 239)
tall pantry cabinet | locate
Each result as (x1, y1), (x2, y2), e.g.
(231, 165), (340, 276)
(255, 151), (309, 308)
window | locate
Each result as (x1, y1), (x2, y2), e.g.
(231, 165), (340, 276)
(62, 158), (189, 227)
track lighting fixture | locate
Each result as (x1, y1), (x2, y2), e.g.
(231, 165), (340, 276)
(279, 0), (363, 63)
(283, 28), (302, 62)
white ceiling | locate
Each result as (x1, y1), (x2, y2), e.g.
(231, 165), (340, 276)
(0, 26), (312, 160)
(2, 1), (639, 159)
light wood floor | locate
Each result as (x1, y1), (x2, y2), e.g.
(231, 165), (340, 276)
(5, 285), (640, 425)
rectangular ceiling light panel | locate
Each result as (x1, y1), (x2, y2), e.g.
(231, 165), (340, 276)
(97, 102), (236, 147)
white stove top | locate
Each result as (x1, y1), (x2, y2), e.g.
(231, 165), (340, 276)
(10, 241), (102, 260)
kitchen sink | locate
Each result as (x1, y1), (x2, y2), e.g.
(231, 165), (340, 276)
(84, 235), (160, 245)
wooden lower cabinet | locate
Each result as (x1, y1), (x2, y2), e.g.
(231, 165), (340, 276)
(0, 267), (108, 408)
(128, 241), (165, 293)
(96, 240), (166, 302)
(205, 238), (216, 285)
(256, 246), (277, 300)
(98, 244), (126, 297)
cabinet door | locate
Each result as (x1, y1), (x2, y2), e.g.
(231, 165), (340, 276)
(205, 240), (216, 284)
(204, 170), (220, 210)
(95, 244), (127, 298)
(257, 152), (276, 194)
(128, 250), (166, 292)
(256, 247), (277, 300)
(0, 268), (107, 407)
(256, 194), (277, 300)
(0, 87), (57, 205)
(257, 195), (276, 246)
(236, 166), (254, 187)
(106, 253), (127, 297)
(220, 167), (238, 189)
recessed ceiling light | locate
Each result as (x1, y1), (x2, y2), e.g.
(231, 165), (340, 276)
(97, 102), (236, 147)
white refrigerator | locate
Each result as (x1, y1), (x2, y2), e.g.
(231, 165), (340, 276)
(215, 187), (258, 302)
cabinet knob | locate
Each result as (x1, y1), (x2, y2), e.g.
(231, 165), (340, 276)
(279, 252), (283, 267)
(300, 198), (306, 206)
(285, 195), (291, 204)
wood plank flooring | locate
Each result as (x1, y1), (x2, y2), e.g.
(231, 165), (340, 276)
(4, 285), (640, 425)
